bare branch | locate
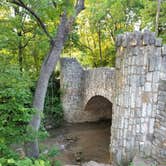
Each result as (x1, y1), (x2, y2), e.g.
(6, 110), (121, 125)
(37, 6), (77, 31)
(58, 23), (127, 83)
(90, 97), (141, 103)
(9, 0), (53, 41)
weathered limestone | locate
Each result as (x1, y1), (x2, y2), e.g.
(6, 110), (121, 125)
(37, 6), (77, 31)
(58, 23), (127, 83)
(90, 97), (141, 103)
(151, 80), (166, 166)
(60, 58), (84, 122)
(112, 30), (166, 166)
(61, 58), (115, 122)
(60, 31), (166, 166)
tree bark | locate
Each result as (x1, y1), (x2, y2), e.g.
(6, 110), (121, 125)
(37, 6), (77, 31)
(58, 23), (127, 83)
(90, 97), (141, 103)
(18, 40), (23, 72)
(25, 1), (85, 158)
(155, 0), (161, 36)
(98, 23), (102, 66)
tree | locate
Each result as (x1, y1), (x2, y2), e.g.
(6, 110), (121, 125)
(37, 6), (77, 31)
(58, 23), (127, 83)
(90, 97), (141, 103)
(140, 0), (166, 41)
(6, 0), (85, 158)
(64, 0), (144, 67)
(0, 2), (48, 76)
(155, 0), (161, 36)
(0, 56), (34, 157)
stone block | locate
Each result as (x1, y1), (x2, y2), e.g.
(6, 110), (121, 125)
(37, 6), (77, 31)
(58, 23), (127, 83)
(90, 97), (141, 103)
(152, 72), (160, 83)
(142, 123), (148, 133)
(128, 32), (137, 47)
(148, 56), (160, 72)
(159, 80), (166, 91)
(142, 103), (147, 117)
(146, 103), (152, 116)
(146, 72), (152, 82)
(155, 38), (162, 47)
(148, 118), (155, 134)
(143, 30), (150, 45)
(116, 34), (123, 47)
(162, 44), (166, 56)
(121, 33), (128, 47)
(149, 32), (156, 45)
(145, 82), (152, 92)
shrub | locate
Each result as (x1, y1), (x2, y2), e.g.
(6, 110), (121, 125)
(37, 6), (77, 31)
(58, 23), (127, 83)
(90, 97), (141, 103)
(0, 56), (34, 157)
(0, 157), (52, 166)
(44, 74), (63, 129)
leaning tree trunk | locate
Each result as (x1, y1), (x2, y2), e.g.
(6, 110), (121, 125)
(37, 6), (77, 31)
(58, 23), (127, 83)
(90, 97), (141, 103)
(155, 0), (161, 36)
(26, 1), (85, 158)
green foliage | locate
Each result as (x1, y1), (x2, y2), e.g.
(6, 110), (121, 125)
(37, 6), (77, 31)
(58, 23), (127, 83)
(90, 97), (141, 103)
(0, 146), (62, 166)
(47, 146), (59, 157)
(0, 157), (52, 166)
(140, 0), (166, 42)
(63, 0), (145, 67)
(0, 56), (34, 156)
(128, 162), (134, 166)
(54, 160), (62, 166)
(44, 74), (63, 128)
(0, 150), (62, 166)
(1, 0), (166, 72)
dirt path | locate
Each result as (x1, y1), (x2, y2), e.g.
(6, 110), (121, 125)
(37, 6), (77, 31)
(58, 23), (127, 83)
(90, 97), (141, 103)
(41, 120), (111, 165)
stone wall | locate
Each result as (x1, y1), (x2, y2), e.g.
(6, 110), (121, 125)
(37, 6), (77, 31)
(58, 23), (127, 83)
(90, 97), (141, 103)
(60, 58), (84, 122)
(152, 80), (166, 166)
(111, 31), (166, 165)
(151, 47), (166, 165)
(61, 58), (115, 122)
(60, 31), (166, 165)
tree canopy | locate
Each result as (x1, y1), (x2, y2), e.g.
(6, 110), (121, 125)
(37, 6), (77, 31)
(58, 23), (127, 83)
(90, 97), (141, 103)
(0, 0), (166, 162)
(0, 0), (166, 71)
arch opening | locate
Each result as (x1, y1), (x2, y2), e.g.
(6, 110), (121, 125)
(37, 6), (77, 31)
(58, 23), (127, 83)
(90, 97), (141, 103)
(85, 95), (112, 121)
(83, 95), (113, 163)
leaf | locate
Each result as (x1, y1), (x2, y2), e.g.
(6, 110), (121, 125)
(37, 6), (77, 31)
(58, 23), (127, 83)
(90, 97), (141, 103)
(7, 158), (15, 163)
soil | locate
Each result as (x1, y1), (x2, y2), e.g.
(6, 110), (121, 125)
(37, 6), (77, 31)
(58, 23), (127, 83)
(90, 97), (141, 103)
(41, 120), (111, 165)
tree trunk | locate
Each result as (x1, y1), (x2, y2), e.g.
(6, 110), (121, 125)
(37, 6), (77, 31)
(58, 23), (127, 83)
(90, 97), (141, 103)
(18, 40), (23, 72)
(98, 23), (102, 66)
(25, 47), (60, 157)
(26, 0), (85, 157)
(25, 14), (67, 157)
(155, 0), (161, 36)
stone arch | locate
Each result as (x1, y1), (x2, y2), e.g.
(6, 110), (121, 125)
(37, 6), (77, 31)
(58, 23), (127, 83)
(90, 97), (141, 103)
(83, 67), (115, 113)
(84, 95), (113, 121)
(85, 95), (113, 112)
(83, 91), (113, 111)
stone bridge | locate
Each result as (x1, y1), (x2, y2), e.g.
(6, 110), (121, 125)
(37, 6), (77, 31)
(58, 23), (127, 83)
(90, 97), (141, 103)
(60, 59), (115, 122)
(60, 31), (166, 166)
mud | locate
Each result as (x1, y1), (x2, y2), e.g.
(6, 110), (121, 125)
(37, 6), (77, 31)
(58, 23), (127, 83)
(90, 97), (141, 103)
(41, 120), (111, 165)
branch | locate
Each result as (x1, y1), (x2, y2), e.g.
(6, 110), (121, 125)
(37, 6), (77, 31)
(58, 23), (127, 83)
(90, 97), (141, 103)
(9, 0), (53, 41)
(64, 0), (85, 37)
(75, 0), (85, 16)
(21, 33), (36, 49)
(44, 0), (85, 63)
(77, 40), (95, 55)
